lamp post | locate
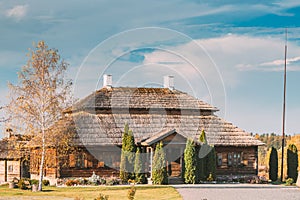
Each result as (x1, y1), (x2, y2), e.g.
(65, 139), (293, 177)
(281, 29), (287, 182)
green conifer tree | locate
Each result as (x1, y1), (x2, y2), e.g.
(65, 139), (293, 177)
(127, 130), (136, 180)
(206, 146), (216, 180)
(152, 142), (168, 185)
(120, 124), (129, 182)
(134, 147), (147, 184)
(199, 129), (208, 144)
(269, 147), (278, 182)
(184, 139), (196, 184)
(196, 130), (209, 182)
(287, 144), (298, 182)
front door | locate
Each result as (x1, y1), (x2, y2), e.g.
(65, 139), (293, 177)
(166, 147), (183, 177)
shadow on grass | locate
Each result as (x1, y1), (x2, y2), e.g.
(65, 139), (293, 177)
(41, 189), (55, 192)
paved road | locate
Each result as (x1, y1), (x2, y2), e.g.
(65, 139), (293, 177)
(174, 184), (300, 200)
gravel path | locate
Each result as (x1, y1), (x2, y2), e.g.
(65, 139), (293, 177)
(174, 184), (300, 200)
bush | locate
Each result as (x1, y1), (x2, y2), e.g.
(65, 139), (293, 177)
(207, 173), (214, 182)
(12, 177), (19, 184)
(30, 179), (39, 185)
(88, 172), (100, 185)
(42, 179), (50, 186)
(105, 178), (120, 186)
(94, 193), (109, 200)
(18, 178), (30, 190)
(100, 178), (106, 185)
(127, 186), (136, 200)
(66, 179), (79, 186)
(285, 178), (294, 186)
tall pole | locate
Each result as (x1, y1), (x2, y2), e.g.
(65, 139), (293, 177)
(281, 28), (287, 182)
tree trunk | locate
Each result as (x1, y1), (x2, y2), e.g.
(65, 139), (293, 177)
(38, 128), (46, 191)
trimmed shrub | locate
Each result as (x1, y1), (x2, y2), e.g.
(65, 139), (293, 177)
(134, 148), (147, 184)
(184, 139), (196, 184)
(152, 142), (168, 185)
(120, 124), (136, 182)
(42, 179), (50, 186)
(120, 151), (128, 182)
(269, 147), (278, 182)
(287, 144), (298, 182)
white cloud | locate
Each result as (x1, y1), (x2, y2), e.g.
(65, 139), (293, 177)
(143, 35), (295, 86)
(195, 35), (300, 72)
(5, 5), (28, 20)
(260, 56), (300, 67)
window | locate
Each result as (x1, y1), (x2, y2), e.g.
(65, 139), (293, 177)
(8, 165), (13, 172)
(76, 153), (84, 168)
(69, 154), (75, 167)
(227, 153), (232, 166)
(227, 152), (242, 167)
(217, 153), (222, 166)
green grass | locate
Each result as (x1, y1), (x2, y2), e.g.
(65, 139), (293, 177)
(0, 184), (182, 200)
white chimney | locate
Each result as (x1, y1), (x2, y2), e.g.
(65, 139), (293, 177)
(164, 75), (174, 90)
(103, 74), (112, 88)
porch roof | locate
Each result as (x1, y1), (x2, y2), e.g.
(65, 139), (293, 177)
(140, 129), (187, 146)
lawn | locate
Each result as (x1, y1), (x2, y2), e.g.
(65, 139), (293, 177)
(0, 184), (182, 200)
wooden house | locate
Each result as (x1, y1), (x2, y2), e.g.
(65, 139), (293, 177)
(29, 75), (264, 183)
(0, 134), (30, 183)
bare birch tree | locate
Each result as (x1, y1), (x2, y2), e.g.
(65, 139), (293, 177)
(7, 41), (72, 191)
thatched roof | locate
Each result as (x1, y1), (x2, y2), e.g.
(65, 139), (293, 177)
(0, 135), (31, 159)
(62, 110), (263, 147)
(54, 87), (264, 147)
(70, 87), (218, 112)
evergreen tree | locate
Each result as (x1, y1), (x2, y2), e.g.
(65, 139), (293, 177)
(269, 147), (278, 182)
(287, 144), (298, 182)
(152, 142), (168, 185)
(194, 145), (201, 183)
(127, 129), (136, 178)
(199, 129), (208, 144)
(134, 147), (147, 184)
(120, 123), (136, 182)
(206, 146), (216, 180)
(196, 130), (209, 182)
(120, 124), (129, 182)
(184, 139), (196, 184)
(120, 151), (128, 182)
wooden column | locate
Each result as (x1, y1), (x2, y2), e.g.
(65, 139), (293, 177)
(4, 160), (7, 182)
(180, 147), (184, 177)
(150, 147), (153, 178)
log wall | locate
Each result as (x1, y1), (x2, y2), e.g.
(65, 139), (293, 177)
(215, 146), (258, 176)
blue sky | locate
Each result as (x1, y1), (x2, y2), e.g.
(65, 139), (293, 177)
(1, 0), (300, 137)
